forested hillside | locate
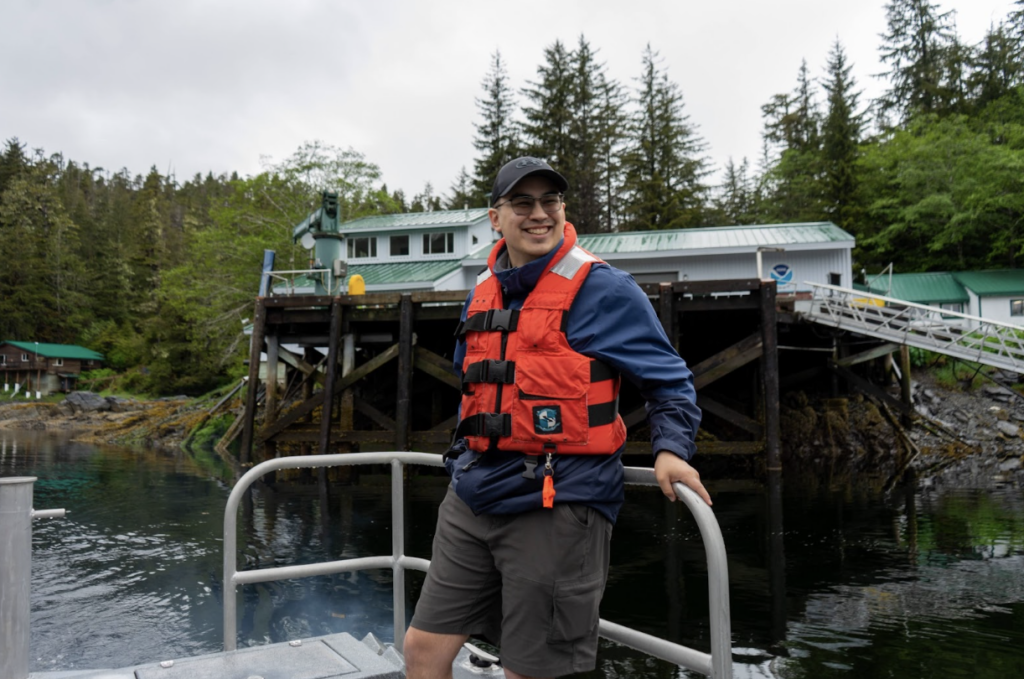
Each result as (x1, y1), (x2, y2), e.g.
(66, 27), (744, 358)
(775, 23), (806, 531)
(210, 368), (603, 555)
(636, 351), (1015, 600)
(3, 0), (1024, 395)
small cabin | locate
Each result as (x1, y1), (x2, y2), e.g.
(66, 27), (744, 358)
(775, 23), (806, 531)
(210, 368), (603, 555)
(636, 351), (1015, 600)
(0, 341), (105, 396)
(862, 269), (1024, 328)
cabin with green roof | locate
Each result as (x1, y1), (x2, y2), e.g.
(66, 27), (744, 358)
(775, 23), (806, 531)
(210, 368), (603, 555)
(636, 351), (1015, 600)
(0, 341), (104, 396)
(861, 269), (1024, 328)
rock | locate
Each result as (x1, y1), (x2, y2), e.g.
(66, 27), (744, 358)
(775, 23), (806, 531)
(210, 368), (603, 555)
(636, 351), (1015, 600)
(999, 457), (1022, 471)
(952, 410), (971, 423)
(982, 385), (1015, 402)
(65, 391), (111, 413)
(996, 421), (1020, 438)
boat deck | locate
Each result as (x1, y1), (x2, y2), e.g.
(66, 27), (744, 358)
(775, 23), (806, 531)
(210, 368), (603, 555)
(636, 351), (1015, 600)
(28, 631), (502, 679)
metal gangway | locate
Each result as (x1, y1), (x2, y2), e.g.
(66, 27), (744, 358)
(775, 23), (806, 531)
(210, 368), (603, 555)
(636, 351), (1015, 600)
(803, 282), (1024, 373)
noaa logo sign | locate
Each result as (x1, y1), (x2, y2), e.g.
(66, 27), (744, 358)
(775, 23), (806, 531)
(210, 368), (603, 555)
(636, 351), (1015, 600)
(770, 264), (793, 285)
(533, 406), (563, 434)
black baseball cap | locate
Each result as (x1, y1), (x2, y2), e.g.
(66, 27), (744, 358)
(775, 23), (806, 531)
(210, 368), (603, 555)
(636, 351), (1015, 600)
(490, 157), (569, 206)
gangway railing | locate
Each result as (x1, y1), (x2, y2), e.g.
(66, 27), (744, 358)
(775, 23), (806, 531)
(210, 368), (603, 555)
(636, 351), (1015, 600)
(265, 268), (337, 296)
(803, 282), (1024, 373)
(222, 452), (732, 678)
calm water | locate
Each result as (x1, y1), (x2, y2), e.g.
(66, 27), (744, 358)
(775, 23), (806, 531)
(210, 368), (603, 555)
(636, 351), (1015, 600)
(4, 430), (1024, 678)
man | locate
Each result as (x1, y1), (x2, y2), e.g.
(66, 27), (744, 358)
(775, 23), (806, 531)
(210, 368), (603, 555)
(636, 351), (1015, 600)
(404, 157), (708, 679)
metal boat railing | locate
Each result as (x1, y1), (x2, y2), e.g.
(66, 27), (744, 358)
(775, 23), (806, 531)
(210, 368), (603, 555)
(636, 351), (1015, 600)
(804, 282), (1024, 372)
(222, 452), (733, 678)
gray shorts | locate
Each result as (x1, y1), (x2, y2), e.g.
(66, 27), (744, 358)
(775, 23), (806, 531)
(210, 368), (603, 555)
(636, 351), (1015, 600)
(410, 486), (612, 677)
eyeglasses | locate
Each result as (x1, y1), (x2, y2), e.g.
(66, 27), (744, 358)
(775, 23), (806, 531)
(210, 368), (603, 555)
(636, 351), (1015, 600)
(493, 193), (564, 216)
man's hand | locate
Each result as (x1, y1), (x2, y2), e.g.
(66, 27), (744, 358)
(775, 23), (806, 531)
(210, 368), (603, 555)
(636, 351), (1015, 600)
(654, 451), (712, 506)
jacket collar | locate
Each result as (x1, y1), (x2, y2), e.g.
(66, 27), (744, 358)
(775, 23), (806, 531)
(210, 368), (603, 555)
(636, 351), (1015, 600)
(491, 238), (564, 300)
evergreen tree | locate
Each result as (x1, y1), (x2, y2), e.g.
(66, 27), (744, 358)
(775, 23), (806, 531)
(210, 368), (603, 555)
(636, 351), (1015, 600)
(521, 40), (574, 168)
(410, 182), (442, 212)
(821, 40), (866, 232)
(969, 21), (1023, 110)
(521, 36), (626, 233)
(712, 157), (758, 225)
(444, 166), (476, 210)
(0, 137), (29, 200)
(760, 60), (825, 222)
(472, 51), (520, 204)
(619, 44), (710, 231)
(877, 0), (955, 123)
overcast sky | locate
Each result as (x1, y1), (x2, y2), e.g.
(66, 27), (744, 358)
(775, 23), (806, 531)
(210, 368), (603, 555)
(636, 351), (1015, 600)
(0, 0), (1017, 202)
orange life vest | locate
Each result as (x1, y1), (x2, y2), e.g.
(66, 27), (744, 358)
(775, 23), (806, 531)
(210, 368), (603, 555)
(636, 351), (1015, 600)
(455, 223), (626, 456)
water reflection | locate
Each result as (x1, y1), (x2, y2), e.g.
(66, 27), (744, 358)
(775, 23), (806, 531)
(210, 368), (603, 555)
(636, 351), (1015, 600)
(4, 430), (1024, 678)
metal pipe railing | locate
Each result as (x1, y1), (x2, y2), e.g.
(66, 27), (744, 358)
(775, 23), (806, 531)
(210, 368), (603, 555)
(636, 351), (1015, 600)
(0, 477), (66, 679)
(222, 452), (733, 678)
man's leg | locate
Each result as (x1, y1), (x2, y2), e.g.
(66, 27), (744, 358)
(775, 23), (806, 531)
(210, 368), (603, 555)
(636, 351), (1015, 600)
(403, 628), (468, 679)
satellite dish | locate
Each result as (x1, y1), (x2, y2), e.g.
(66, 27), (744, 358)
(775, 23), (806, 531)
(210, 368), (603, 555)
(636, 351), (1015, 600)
(300, 232), (316, 250)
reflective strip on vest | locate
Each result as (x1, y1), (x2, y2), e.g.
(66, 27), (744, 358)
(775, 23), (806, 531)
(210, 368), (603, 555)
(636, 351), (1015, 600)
(550, 246), (598, 280)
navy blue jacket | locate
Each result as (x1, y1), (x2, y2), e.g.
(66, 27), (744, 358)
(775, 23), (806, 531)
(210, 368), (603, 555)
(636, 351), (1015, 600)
(446, 241), (701, 524)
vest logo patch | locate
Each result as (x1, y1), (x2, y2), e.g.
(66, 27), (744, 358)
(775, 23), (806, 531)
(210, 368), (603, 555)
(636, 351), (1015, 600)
(533, 406), (562, 434)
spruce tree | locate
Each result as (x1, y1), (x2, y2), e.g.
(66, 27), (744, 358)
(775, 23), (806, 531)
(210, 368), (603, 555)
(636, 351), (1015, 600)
(821, 40), (866, 232)
(619, 44), (710, 231)
(877, 0), (955, 123)
(521, 40), (574, 168)
(444, 166), (476, 210)
(472, 51), (520, 204)
(760, 60), (825, 222)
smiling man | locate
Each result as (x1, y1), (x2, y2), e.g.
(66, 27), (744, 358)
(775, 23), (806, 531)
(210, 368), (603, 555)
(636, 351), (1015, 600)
(403, 157), (707, 679)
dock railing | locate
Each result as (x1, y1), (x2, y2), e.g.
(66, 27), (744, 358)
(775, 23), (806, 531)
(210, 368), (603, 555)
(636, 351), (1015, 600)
(222, 452), (733, 678)
(804, 281), (1024, 373)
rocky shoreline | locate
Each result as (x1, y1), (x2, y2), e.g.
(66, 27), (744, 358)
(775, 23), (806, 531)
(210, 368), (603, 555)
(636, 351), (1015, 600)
(0, 391), (201, 450)
(781, 369), (1024, 492)
(4, 375), (1024, 493)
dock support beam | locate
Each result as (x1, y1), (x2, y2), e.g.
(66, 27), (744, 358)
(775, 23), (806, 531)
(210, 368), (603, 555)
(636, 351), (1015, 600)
(240, 299), (267, 466)
(759, 281), (781, 470)
(319, 298), (344, 456)
(396, 294), (414, 451)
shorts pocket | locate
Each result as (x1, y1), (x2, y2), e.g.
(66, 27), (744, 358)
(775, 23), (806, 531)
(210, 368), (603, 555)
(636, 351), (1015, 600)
(547, 573), (605, 643)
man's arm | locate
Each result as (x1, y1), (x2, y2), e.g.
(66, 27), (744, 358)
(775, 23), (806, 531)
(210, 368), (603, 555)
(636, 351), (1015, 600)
(568, 266), (711, 505)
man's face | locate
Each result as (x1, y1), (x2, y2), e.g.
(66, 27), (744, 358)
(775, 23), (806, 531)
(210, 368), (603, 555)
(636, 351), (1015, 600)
(488, 176), (566, 268)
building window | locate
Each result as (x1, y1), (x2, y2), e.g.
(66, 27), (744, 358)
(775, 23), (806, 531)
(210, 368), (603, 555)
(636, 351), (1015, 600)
(940, 303), (963, 314)
(423, 232), (454, 255)
(21, 354), (28, 362)
(829, 273), (842, 286)
(347, 237), (377, 258)
(1012, 300), (1024, 316)
(54, 358), (64, 367)
(0, 355), (5, 365)
(390, 235), (409, 256)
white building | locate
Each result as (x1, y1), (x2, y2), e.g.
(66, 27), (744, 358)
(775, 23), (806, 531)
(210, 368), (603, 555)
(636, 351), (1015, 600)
(330, 209), (856, 294)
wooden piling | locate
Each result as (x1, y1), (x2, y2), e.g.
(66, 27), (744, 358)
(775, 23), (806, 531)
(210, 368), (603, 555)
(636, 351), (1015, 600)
(239, 298), (267, 466)
(396, 294), (414, 451)
(759, 281), (781, 471)
(319, 298), (344, 456)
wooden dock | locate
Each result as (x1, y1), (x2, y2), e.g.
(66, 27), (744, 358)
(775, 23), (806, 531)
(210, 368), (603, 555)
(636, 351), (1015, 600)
(235, 279), (782, 470)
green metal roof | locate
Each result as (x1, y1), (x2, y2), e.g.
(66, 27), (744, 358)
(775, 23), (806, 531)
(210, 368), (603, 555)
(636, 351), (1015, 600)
(866, 272), (969, 304)
(576, 222), (853, 255)
(952, 270), (1024, 296)
(348, 259), (463, 286)
(1, 341), (104, 361)
(340, 208), (490, 233)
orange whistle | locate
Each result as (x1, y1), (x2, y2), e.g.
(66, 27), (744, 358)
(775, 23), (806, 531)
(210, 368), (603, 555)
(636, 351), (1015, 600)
(542, 475), (555, 508)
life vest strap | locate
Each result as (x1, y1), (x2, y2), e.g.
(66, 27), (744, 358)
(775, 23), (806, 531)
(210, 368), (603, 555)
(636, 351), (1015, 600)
(590, 360), (618, 383)
(455, 309), (520, 338)
(455, 412), (513, 439)
(462, 360), (516, 393)
(455, 397), (618, 442)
